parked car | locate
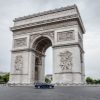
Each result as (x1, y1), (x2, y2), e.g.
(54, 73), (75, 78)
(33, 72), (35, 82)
(34, 83), (54, 89)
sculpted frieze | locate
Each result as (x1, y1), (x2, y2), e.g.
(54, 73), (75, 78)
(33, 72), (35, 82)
(14, 55), (23, 73)
(13, 21), (78, 36)
(14, 37), (27, 48)
(59, 51), (72, 71)
(57, 30), (75, 42)
(30, 34), (39, 42)
(30, 31), (54, 42)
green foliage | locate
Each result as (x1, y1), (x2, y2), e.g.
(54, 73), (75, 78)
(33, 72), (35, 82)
(86, 77), (93, 84)
(45, 78), (51, 83)
(0, 73), (9, 84)
(96, 80), (100, 84)
(86, 77), (100, 84)
(0, 75), (2, 79)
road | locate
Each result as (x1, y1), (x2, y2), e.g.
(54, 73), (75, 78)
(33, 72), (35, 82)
(0, 86), (100, 100)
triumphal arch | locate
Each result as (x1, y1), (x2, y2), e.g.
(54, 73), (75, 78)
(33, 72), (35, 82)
(9, 5), (85, 84)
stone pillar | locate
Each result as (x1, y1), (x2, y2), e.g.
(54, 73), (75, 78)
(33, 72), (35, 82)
(9, 50), (36, 84)
(52, 46), (83, 84)
(38, 55), (45, 82)
(28, 51), (36, 83)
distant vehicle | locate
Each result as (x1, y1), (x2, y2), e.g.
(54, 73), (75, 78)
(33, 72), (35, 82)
(34, 83), (54, 89)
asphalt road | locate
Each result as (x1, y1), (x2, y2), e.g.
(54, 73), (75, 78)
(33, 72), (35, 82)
(0, 86), (100, 100)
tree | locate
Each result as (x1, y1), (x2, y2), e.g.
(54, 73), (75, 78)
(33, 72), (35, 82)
(96, 80), (100, 84)
(86, 77), (100, 84)
(45, 78), (51, 83)
(86, 77), (94, 84)
(1, 73), (9, 83)
(0, 75), (4, 84)
(0, 75), (2, 80)
(93, 80), (97, 84)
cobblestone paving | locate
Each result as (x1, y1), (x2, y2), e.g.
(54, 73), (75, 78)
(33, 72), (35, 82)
(0, 86), (100, 100)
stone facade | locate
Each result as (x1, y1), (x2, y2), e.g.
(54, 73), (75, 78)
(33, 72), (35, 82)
(9, 5), (85, 84)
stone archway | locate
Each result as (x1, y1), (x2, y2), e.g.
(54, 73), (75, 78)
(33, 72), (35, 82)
(32, 36), (52, 83)
(9, 5), (85, 85)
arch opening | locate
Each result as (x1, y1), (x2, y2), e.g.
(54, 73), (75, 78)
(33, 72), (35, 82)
(45, 47), (53, 83)
(32, 36), (53, 83)
(32, 36), (52, 54)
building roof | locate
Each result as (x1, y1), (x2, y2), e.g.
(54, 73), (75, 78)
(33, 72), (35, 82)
(11, 5), (85, 33)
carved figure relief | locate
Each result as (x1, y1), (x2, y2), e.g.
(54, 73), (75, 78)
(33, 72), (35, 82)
(59, 51), (72, 71)
(14, 55), (23, 73)
(30, 31), (54, 42)
(57, 30), (75, 42)
(14, 37), (27, 48)
(30, 34), (39, 42)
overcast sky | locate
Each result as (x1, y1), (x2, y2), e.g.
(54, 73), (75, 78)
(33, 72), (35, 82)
(0, 0), (100, 79)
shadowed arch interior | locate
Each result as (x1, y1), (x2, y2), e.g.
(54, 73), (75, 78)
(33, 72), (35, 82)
(32, 36), (52, 54)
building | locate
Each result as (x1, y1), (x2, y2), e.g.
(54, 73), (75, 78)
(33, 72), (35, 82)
(9, 5), (85, 85)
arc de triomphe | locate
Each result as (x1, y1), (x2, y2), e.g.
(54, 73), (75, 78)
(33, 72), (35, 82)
(9, 5), (85, 84)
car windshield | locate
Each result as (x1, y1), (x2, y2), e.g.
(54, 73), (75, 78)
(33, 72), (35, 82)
(35, 82), (47, 85)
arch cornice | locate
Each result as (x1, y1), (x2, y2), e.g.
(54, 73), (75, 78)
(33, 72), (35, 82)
(10, 14), (85, 33)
